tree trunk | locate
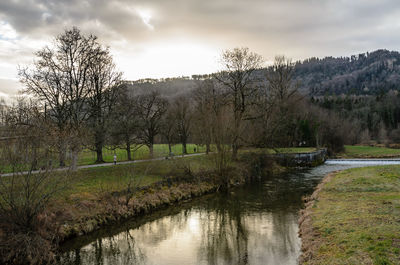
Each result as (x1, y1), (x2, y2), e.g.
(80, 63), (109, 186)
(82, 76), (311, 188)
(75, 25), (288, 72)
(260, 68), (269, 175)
(71, 148), (79, 171)
(95, 130), (105, 163)
(182, 141), (187, 154)
(232, 111), (241, 160)
(126, 141), (132, 161)
(149, 144), (154, 158)
(206, 143), (210, 154)
(59, 142), (66, 167)
(232, 143), (239, 160)
(168, 142), (172, 154)
(32, 146), (38, 170)
(95, 143), (104, 163)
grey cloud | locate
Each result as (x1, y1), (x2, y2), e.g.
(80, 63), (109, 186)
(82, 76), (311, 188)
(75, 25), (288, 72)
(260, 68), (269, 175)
(0, 0), (400, 65)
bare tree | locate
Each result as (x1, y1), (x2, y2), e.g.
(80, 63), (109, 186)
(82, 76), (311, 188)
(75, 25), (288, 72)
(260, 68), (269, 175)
(266, 56), (302, 147)
(0, 101), (67, 264)
(136, 91), (168, 157)
(110, 86), (141, 161)
(171, 96), (192, 154)
(251, 56), (302, 149)
(19, 27), (105, 170)
(116, 164), (151, 207)
(216, 47), (263, 159)
(192, 79), (216, 154)
(1, 98), (56, 170)
(161, 107), (178, 155)
(0, 98), (7, 125)
(86, 47), (123, 163)
(267, 56), (298, 102)
(211, 106), (234, 185)
(192, 78), (233, 183)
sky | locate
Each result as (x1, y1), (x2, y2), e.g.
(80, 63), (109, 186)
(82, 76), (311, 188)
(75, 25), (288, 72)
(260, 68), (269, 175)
(1, 0), (400, 100)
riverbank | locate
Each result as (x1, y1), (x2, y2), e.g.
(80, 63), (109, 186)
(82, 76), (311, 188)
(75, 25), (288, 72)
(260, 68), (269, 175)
(56, 152), (287, 241)
(299, 165), (400, 264)
(57, 149), (326, 242)
(0, 151), (287, 264)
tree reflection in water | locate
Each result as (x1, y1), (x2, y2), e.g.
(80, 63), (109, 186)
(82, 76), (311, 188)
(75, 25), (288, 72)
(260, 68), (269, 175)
(58, 230), (146, 264)
(58, 165), (343, 265)
(195, 180), (301, 265)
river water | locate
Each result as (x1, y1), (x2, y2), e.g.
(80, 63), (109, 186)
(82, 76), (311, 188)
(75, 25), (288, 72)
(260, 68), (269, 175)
(57, 160), (400, 265)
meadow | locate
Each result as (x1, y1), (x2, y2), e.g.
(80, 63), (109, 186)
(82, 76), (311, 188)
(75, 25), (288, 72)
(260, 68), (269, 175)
(78, 144), (207, 165)
(65, 154), (216, 199)
(302, 165), (400, 264)
(340, 145), (400, 158)
(78, 145), (318, 166)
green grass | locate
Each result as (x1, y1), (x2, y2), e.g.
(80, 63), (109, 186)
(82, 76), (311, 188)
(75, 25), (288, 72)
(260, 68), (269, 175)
(78, 145), (316, 166)
(78, 144), (208, 166)
(58, 154), (217, 202)
(308, 166), (400, 264)
(0, 153), (220, 219)
(243, 147), (317, 154)
(0, 144), (210, 174)
(341, 145), (400, 158)
(273, 147), (317, 154)
(1, 145), (315, 174)
(10, 146), (314, 202)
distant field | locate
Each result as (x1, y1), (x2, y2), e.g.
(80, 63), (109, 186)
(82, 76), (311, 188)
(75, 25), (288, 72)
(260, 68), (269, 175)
(242, 147), (317, 155)
(1, 145), (316, 174)
(78, 144), (208, 166)
(341, 145), (400, 158)
(273, 147), (317, 154)
(78, 146), (318, 166)
(302, 166), (400, 264)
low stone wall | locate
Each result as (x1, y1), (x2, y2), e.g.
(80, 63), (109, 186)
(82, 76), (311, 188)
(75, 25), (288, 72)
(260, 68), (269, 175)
(274, 149), (327, 167)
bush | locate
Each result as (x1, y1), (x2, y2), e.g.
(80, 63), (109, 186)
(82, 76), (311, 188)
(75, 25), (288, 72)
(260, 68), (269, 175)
(0, 121), (67, 264)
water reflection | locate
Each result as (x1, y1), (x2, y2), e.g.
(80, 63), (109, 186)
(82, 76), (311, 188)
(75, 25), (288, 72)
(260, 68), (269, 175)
(58, 163), (362, 265)
(60, 231), (147, 264)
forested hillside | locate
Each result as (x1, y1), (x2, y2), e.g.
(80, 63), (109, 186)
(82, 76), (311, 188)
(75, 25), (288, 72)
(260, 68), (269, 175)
(294, 49), (400, 96)
(125, 49), (400, 97)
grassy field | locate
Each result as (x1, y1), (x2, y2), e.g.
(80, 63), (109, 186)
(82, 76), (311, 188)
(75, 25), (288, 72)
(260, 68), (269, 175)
(78, 144), (208, 165)
(78, 145), (316, 166)
(50, 147), (318, 201)
(0, 154), (217, 205)
(0, 145), (316, 174)
(242, 147), (317, 155)
(53, 147), (318, 202)
(273, 147), (317, 153)
(340, 145), (400, 158)
(304, 166), (400, 264)
(57, 154), (217, 202)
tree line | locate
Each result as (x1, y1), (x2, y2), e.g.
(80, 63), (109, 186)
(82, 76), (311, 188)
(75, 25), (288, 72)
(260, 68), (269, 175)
(313, 91), (400, 146)
(0, 27), (359, 173)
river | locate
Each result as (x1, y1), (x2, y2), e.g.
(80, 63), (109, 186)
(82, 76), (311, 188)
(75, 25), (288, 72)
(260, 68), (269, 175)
(57, 160), (400, 265)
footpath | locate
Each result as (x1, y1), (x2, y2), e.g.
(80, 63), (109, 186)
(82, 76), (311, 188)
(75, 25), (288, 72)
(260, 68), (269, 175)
(0, 152), (206, 177)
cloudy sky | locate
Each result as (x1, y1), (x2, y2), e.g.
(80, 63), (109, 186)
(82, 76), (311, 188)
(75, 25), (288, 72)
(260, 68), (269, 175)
(0, 0), (400, 100)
